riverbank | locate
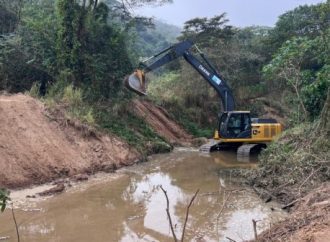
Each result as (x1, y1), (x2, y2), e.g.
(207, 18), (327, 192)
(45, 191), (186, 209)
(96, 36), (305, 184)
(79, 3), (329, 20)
(240, 120), (330, 241)
(0, 94), (140, 188)
(0, 94), (192, 189)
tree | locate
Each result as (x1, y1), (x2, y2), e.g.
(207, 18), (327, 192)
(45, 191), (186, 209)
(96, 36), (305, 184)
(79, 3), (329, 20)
(180, 14), (233, 45)
(56, 0), (79, 86)
(263, 1), (329, 121)
(263, 37), (313, 121)
(267, 2), (329, 52)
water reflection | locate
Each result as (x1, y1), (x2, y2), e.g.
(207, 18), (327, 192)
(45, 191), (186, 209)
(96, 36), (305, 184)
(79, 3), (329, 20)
(124, 172), (186, 237)
(0, 149), (286, 242)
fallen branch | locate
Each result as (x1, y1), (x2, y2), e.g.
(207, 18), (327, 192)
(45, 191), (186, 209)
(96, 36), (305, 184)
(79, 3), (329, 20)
(160, 185), (178, 242)
(298, 167), (322, 195)
(181, 189), (199, 242)
(281, 198), (301, 210)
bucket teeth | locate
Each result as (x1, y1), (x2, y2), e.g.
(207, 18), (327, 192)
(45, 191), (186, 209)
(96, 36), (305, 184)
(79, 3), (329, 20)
(124, 69), (147, 96)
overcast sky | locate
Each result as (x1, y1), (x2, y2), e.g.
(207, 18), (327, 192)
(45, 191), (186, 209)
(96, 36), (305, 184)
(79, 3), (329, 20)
(136, 0), (325, 27)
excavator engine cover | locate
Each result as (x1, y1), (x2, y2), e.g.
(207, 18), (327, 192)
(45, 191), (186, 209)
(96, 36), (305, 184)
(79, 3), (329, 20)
(124, 69), (147, 96)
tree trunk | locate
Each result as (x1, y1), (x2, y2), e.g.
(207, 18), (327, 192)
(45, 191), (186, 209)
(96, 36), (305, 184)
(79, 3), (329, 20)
(318, 88), (330, 134)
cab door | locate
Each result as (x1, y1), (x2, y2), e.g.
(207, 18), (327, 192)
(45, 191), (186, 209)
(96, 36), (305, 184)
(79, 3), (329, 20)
(218, 112), (252, 139)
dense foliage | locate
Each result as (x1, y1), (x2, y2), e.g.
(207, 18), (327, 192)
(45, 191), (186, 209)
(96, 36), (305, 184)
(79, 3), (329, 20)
(148, 1), (329, 129)
(0, 0), (174, 154)
(0, 0), (329, 141)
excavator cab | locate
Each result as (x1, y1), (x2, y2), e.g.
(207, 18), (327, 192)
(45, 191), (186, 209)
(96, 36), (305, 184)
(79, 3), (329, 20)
(217, 112), (252, 139)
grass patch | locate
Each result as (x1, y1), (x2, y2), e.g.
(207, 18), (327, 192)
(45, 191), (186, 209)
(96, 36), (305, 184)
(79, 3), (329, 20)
(162, 102), (214, 138)
(95, 103), (172, 155)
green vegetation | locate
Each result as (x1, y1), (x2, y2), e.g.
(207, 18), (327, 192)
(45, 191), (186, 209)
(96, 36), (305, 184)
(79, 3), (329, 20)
(242, 120), (329, 204)
(0, 189), (10, 212)
(1, 0), (176, 155)
(148, 1), (329, 132)
(95, 102), (171, 154)
(0, 0), (329, 150)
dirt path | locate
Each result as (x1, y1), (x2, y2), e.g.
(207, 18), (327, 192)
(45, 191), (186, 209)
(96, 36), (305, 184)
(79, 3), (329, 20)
(0, 94), (140, 188)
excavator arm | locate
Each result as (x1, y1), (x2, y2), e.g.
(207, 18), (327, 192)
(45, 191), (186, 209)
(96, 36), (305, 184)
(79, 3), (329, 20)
(125, 40), (235, 112)
(125, 40), (283, 154)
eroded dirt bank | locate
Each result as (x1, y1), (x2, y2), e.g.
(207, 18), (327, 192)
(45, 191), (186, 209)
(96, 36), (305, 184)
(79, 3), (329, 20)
(257, 183), (330, 242)
(132, 99), (192, 145)
(0, 94), (140, 188)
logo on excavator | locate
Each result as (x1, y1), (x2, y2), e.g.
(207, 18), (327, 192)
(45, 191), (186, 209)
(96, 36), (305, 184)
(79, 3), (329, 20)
(212, 75), (222, 85)
(198, 65), (210, 76)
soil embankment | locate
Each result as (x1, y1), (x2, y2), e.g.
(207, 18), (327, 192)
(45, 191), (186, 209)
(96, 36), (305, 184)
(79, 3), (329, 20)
(132, 99), (192, 145)
(0, 95), (194, 189)
(0, 94), (140, 188)
(258, 183), (330, 242)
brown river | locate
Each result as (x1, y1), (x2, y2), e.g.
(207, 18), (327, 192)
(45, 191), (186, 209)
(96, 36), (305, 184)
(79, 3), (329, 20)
(0, 148), (286, 241)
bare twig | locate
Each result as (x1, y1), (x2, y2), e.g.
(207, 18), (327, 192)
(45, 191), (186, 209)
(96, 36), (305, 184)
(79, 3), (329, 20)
(11, 203), (20, 242)
(216, 190), (232, 238)
(225, 237), (237, 242)
(281, 198), (301, 210)
(298, 167), (322, 195)
(160, 185), (178, 242)
(252, 219), (260, 241)
(181, 189), (199, 242)
(216, 191), (232, 221)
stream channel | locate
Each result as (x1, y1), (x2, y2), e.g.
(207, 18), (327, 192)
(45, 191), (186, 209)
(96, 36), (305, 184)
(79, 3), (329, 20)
(0, 148), (287, 242)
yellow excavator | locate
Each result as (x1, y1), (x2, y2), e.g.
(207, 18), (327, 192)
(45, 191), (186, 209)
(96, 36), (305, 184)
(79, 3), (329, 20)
(125, 40), (282, 155)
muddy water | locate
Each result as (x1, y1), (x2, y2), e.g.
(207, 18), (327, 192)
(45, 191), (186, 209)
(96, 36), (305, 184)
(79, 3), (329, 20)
(0, 149), (286, 242)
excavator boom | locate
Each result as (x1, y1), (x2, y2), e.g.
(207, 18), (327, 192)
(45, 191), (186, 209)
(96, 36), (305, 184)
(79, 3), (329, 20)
(125, 40), (235, 112)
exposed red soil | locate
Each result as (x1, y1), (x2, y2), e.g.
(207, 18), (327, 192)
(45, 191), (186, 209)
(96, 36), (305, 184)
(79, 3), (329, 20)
(132, 99), (193, 145)
(0, 94), (140, 189)
(257, 183), (330, 242)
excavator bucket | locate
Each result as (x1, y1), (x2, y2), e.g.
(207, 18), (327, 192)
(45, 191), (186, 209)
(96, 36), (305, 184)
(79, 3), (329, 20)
(124, 69), (147, 96)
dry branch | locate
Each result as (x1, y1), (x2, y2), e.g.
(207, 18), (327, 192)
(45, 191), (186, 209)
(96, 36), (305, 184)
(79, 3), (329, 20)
(252, 219), (260, 241)
(181, 189), (199, 242)
(226, 237), (237, 242)
(160, 185), (200, 242)
(160, 185), (178, 242)
(10, 203), (20, 242)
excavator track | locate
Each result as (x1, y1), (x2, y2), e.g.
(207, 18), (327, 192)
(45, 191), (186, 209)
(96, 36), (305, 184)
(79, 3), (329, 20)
(200, 141), (265, 155)
(199, 140), (218, 153)
(237, 143), (264, 156)
(199, 139), (221, 153)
